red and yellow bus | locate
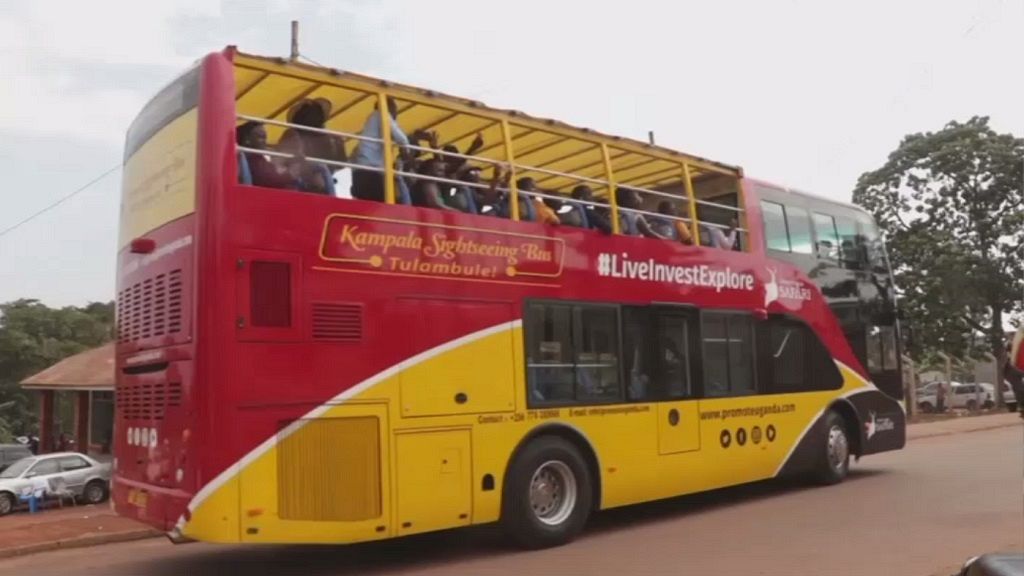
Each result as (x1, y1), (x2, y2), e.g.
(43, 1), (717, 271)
(113, 47), (905, 548)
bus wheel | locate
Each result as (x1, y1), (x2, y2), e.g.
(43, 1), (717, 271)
(814, 411), (851, 485)
(502, 436), (593, 549)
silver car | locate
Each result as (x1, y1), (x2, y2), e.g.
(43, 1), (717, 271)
(0, 452), (110, 515)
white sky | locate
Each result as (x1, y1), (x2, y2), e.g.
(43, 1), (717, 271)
(0, 0), (1021, 307)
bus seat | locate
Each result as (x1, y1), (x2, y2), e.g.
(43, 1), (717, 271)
(619, 211), (639, 236)
(237, 152), (252, 185)
(314, 163), (335, 195)
(561, 202), (590, 228)
(498, 195), (536, 221)
(649, 216), (678, 240)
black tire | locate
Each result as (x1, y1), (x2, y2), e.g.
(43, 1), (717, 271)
(0, 492), (13, 516)
(983, 400), (994, 410)
(1008, 403), (1018, 413)
(966, 400), (978, 412)
(813, 411), (851, 485)
(82, 480), (108, 505)
(919, 402), (934, 413)
(502, 436), (593, 549)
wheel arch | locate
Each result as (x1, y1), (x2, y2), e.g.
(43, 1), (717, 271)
(502, 422), (603, 511)
(829, 398), (863, 457)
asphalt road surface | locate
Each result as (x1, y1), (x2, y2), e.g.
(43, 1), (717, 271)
(3, 425), (1022, 576)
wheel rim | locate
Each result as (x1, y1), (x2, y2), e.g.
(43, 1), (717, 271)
(827, 425), (849, 473)
(86, 485), (103, 503)
(0, 496), (11, 514)
(529, 460), (577, 526)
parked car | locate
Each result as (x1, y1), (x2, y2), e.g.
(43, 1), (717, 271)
(918, 382), (992, 412)
(976, 383), (1016, 410)
(0, 444), (33, 474)
(0, 452), (110, 515)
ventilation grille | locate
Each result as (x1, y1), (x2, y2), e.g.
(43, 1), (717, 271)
(117, 381), (182, 421)
(278, 417), (381, 521)
(311, 303), (363, 342)
(117, 270), (184, 343)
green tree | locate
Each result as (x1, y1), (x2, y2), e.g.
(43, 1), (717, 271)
(853, 117), (1023, 398)
(0, 299), (115, 442)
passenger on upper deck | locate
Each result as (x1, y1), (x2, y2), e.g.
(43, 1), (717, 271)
(563, 186), (612, 234)
(350, 96), (421, 203)
(655, 201), (694, 245)
(441, 132), (485, 179)
(277, 130), (330, 195)
(282, 98), (347, 170)
(236, 121), (301, 190)
(411, 158), (460, 212)
(616, 188), (665, 239)
(704, 217), (740, 250)
(516, 178), (560, 226)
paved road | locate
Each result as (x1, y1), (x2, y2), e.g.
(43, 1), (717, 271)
(3, 425), (1021, 576)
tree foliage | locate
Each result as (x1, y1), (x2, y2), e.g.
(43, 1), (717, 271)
(0, 299), (114, 442)
(853, 117), (1023, 376)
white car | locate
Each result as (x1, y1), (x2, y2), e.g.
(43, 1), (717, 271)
(0, 452), (110, 515)
(917, 382), (992, 412)
(978, 382), (1018, 411)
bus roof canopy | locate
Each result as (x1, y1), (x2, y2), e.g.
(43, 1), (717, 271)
(232, 49), (742, 195)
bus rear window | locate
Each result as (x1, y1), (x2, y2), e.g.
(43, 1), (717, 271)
(124, 66), (200, 160)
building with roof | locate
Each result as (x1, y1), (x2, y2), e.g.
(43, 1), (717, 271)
(20, 343), (114, 457)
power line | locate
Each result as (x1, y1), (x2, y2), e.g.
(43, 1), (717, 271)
(0, 164), (121, 240)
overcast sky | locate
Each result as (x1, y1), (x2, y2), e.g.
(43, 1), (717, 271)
(0, 0), (1021, 307)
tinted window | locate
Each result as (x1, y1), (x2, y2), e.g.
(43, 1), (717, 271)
(786, 207), (814, 254)
(623, 307), (652, 400)
(526, 303), (574, 403)
(835, 215), (861, 269)
(761, 201), (790, 252)
(58, 456), (91, 472)
(28, 459), (60, 477)
(658, 314), (692, 399)
(702, 313), (756, 397)
(760, 318), (843, 393)
(880, 326), (899, 370)
(574, 306), (620, 402)
(526, 302), (621, 405)
(813, 213), (840, 260)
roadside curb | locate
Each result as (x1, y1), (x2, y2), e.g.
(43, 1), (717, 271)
(907, 419), (1022, 441)
(0, 528), (162, 560)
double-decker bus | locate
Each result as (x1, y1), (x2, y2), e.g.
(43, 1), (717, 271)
(113, 47), (905, 548)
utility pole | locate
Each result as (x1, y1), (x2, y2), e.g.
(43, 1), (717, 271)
(289, 20), (300, 61)
(902, 355), (916, 418)
(647, 131), (655, 145)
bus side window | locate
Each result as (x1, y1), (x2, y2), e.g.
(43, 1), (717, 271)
(701, 312), (756, 397)
(812, 213), (840, 261)
(835, 215), (861, 270)
(525, 301), (622, 406)
(758, 317), (843, 394)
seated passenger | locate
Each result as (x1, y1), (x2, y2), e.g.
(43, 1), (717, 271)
(567, 186), (613, 234)
(411, 158), (459, 211)
(283, 98), (346, 170)
(656, 201), (694, 245)
(705, 217), (740, 250)
(616, 188), (665, 239)
(517, 177), (560, 226)
(236, 121), (301, 190)
(277, 130), (331, 195)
